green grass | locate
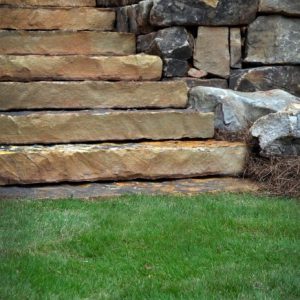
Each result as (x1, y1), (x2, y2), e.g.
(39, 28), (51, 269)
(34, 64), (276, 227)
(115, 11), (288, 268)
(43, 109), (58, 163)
(0, 194), (299, 299)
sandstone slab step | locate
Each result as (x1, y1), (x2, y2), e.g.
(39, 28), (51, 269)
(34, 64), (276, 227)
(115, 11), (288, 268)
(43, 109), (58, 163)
(0, 141), (247, 185)
(0, 7), (114, 30)
(0, 31), (135, 56)
(0, 81), (188, 110)
(0, 110), (214, 145)
(0, 54), (162, 81)
(0, 0), (96, 7)
(0, 178), (258, 199)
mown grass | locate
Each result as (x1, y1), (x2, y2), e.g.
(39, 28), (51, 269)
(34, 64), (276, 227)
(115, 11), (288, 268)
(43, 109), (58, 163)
(0, 193), (299, 299)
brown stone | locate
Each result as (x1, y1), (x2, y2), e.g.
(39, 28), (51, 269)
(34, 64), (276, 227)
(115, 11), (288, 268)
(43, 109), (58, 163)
(0, 7), (114, 30)
(230, 28), (242, 68)
(0, 0), (96, 6)
(259, 0), (300, 17)
(0, 54), (162, 81)
(0, 141), (248, 185)
(0, 110), (214, 144)
(0, 178), (258, 199)
(164, 78), (228, 89)
(0, 31), (135, 56)
(194, 27), (230, 78)
(0, 81), (188, 110)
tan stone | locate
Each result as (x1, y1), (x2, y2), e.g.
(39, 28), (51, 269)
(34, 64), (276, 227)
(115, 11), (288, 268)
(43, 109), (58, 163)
(0, 81), (188, 110)
(0, 8), (114, 30)
(0, 54), (162, 81)
(194, 27), (230, 78)
(0, 141), (248, 185)
(0, 31), (135, 56)
(0, 110), (214, 144)
(230, 28), (242, 69)
(0, 0), (96, 6)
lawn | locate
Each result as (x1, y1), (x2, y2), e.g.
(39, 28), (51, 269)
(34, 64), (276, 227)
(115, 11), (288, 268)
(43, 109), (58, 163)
(0, 194), (299, 299)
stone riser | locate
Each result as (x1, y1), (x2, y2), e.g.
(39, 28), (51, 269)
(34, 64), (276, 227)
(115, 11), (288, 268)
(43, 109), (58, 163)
(0, 0), (96, 7)
(0, 110), (214, 144)
(0, 141), (247, 185)
(0, 31), (136, 56)
(0, 81), (188, 111)
(0, 54), (162, 81)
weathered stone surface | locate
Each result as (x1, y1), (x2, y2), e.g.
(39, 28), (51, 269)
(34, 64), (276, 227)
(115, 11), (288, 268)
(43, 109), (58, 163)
(0, 110), (214, 144)
(0, 81), (188, 110)
(251, 107), (300, 156)
(150, 0), (259, 26)
(0, 178), (258, 199)
(230, 66), (300, 97)
(0, 54), (162, 81)
(245, 16), (300, 65)
(188, 68), (208, 79)
(189, 87), (300, 132)
(116, 0), (153, 34)
(164, 78), (228, 89)
(194, 27), (230, 78)
(230, 28), (242, 69)
(259, 0), (300, 17)
(0, 141), (248, 185)
(0, 0), (96, 6)
(163, 59), (189, 78)
(0, 7), (115, 30)
(0, 31), (135, 56)
(97, 0), (141, 7)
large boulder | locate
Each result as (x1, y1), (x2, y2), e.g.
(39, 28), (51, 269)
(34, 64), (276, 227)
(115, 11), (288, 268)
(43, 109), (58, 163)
(259, 0), (300, 17)
(245, 16), (300, 65)
(251, 105), (300, 156)
(229, 66), (300, 97)
(150, 0), (259, 27)
(189, 87), (300, 132)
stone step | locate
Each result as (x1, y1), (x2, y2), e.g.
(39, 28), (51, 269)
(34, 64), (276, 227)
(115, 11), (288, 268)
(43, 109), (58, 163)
(0, 141), (247, 185)
(0, 7), (114, 31)
(0, 178), (258, 199)
(0, 54), (162, 81)
(0, 81), (188, 110)
(0, 0), (96, 7)
(0, 110), (214, 145)
(0, 31), (136, 56)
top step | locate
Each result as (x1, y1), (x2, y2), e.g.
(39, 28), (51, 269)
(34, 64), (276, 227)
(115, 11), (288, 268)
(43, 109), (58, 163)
(0, 7), (115, 31)
(0, 0), (96, 7)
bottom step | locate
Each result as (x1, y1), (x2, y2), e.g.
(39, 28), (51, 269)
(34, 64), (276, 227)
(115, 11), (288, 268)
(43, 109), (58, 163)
(0, 178), (258, 200)
(0, 141), (247, 186)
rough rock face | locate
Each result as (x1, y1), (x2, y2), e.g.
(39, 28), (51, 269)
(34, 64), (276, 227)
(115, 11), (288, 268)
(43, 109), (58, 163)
(0, 31), (135, 56)
(0, 8), (115, 30)
(245, 16), (300, 65)
(150, 0), (259, 26)
(194, 27), (230, 78)
(116, 0), (153, 34)
(251, 106), (300, 156)
(97, 0), (141, 7)
(0, 81), (188, 110)
(230, 28), (242, 69)
(259, 0), (300, 17)
(229, 66), (300, 97)
(0, 110), (214, 144)
(0, 54), (162, 81)
(0, 141), (248, 185)
(0, 0), (96, 6)
(163, 59), (189, 77)
(165, 78), (228, 89)
(189, 87), (300, 132)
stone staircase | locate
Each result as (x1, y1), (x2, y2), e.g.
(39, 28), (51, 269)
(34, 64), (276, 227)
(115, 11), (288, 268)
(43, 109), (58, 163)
(0, 1), (252, 196)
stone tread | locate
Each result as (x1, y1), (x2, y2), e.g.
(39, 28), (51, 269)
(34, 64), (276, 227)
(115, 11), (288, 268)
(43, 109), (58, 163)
(0, 81), (188, 110)
(0, 31), (136, 56)
(0, 110), (214, 144)
(0, 7), (115, 30)
(0, 141), (247, 185)
(0, 54), (162, 81)
(0, 178), (258, 199)
(0, 0), (96, 7)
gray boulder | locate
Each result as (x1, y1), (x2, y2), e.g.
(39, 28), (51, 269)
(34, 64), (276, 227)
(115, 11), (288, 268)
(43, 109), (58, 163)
(245, 16), (300, 65)
(150, 0), (259, 27)
(251, 104), (300, 156)
(259, 0), (300, 17)
(189, 87), (300, 132)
